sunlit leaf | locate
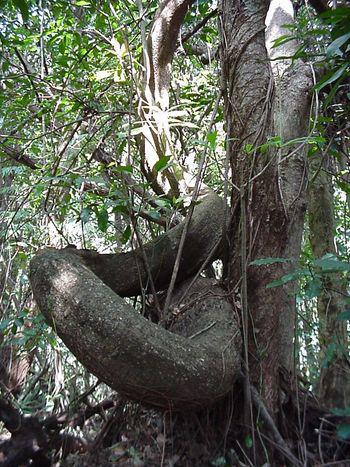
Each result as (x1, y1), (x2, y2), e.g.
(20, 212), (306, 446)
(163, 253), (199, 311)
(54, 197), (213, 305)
(207, 130), (217, 150)
(94, 70), (113, 81)
(153, 155), (171, 172)
(114, 165), (133, 174)
(244, 143), (254, 154)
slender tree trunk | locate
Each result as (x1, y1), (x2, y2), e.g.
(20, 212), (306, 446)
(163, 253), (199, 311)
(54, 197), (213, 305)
(308, 153), (350, 407)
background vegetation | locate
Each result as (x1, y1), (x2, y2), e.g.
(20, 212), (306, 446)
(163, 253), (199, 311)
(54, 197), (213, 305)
(0, 0), (349, 464)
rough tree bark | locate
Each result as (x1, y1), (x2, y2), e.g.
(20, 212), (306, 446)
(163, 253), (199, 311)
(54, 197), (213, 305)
(221, 0), (312, 409)
(30, 192), (241, 410)
(30, 0), (312, 425)
(29, 0), (245, 412)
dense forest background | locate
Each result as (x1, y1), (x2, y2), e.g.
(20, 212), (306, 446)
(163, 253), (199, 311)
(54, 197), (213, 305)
(0, 0), (349, 465)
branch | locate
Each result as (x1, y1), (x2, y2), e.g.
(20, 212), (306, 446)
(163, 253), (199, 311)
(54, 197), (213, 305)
(138, 0), (196, 196)
(181, 8), (218, 44)
(0, 398), (50, 466)
(14, 48), (42, 104)
(43, 398), (117, 430)
(55, 191), (225, 297)
(1, 143), (39, 170)
(250, 386), (302, 466)
(30, 193), (241, 409)
(183, 43), (217, 64)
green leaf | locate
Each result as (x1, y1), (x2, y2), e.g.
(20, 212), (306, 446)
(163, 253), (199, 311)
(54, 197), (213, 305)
(281, 136), (326, 147)
(266, 269), (310, 288)
(336, 179), (350, 195)
(331, 407), (350, 416)
(259, 143), (269, 154)
(327, 32), (350, 57)
(0, 319), (12, 332)
(153, 155), (171, 172)
(304, 278), (322, 298)
(114, 165), (133, 173)
(80, 207), (91, 224)
(322, 342), (337, 368)
(313, 254), (350, 272)
(314, 64), (348, 91)
(211, 457), (227, 466)
(320, 7), (350, 20)
(46, 335), (57, 348)
(121, 225), (131, 244)
(207, 130), (217, 150)
(272, 34), (295, 48)
(145, 210), (161, 221)
(337, 310), (350, 321)
(244, 143), (254, 154)
(154, 198), (171, 208)
(96, 206), (108, 232)
(337, 423), (350, 440)
(268, 136), (282, 146)
(244, 435), (253, 449)
(12, 0), (29, 22)
(250, 257), (290, 266)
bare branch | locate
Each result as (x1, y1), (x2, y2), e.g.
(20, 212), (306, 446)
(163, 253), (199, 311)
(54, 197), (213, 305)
(181, 8), (217, 44)
(1, 144), (39, 170)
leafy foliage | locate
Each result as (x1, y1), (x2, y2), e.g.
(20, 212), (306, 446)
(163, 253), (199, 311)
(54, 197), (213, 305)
(0, 0), (349, 463)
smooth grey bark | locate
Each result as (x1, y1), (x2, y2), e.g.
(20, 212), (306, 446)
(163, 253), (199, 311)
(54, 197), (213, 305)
(30, 193), (242, 409)
(139, 0), (197, 197)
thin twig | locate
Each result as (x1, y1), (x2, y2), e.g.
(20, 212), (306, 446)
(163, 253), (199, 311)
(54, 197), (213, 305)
(189, 321), (216, 339)
(250, 385), (302, 466)
(181, 9), (218, 44)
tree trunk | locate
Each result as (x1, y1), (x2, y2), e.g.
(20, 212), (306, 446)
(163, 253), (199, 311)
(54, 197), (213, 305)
(308, 153), (350, 407)
(221, 0), (312, 409)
